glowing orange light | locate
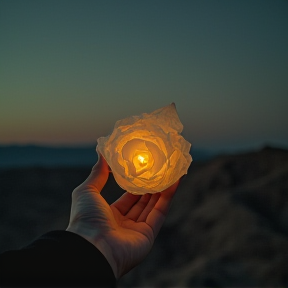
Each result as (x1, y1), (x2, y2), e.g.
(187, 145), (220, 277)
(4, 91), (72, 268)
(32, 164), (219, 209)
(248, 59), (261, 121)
(137, 154), (148, 165)
(132, 151), (151, 173)
(97, 103), (192, 195)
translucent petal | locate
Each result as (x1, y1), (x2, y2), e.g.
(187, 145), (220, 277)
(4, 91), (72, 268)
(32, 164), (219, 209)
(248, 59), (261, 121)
(97, 103), (192, 195)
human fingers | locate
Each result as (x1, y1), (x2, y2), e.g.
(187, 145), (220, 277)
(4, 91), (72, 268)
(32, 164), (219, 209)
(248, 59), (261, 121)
(124, 193), (152, 221)
(153, 179), (180, 215)
(76, 150), (109, 194)
(111, 192), (141, 215)
(136, 193), (161, 222)
(146, 179), (180, 237)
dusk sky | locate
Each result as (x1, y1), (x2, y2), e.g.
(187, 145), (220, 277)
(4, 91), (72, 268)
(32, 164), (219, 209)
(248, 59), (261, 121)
(1, 0), (287, 150)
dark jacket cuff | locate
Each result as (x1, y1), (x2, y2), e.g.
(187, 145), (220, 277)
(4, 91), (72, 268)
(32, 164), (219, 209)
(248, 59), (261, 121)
(0, 230), (116, 287)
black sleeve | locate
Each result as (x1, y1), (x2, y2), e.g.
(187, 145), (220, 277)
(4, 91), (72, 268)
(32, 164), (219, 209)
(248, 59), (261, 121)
(0, 230), (116, 287)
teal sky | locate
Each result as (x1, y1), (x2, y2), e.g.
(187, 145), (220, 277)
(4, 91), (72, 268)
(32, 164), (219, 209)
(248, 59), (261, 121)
(1, 0), (288, 150)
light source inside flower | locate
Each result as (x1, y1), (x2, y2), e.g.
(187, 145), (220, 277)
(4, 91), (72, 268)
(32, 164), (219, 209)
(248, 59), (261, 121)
(138, 155), (147, 164)
(97, 103), (192, 194)
(133, 150), (151, 173)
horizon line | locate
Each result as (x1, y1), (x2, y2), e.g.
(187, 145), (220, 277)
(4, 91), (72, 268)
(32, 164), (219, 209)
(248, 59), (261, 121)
(1, 141), (288, 153)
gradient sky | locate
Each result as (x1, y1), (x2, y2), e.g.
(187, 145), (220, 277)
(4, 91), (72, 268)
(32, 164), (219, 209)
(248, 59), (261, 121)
(1, 0), (288, 150)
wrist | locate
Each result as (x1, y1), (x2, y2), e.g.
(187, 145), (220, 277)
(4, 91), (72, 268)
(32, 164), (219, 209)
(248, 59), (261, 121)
(66, 223), (119, 279)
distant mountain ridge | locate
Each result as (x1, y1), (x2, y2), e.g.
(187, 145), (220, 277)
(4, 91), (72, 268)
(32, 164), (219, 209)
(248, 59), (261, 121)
(0, 144), (216, 168)
(0, 145), (98, 168)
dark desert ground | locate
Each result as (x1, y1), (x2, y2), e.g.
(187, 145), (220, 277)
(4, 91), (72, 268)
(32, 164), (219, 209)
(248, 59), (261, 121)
(1, 146), (288, 287)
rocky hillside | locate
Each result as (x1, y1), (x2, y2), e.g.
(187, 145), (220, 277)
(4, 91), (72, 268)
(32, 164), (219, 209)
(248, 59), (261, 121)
(120, 146), (288, 287)
(1, 146), (288, 286)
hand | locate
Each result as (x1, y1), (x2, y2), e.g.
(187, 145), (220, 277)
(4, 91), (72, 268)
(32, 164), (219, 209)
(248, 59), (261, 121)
(66, 148), (180, 279)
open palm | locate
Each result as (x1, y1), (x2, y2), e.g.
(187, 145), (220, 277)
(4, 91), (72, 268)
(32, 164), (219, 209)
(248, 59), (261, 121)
(67, 151), (179, 278)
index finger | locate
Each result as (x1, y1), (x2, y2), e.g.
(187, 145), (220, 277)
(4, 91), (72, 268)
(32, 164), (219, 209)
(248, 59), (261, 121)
(154, 179), (180, 215)
(146, 179), (180, 237)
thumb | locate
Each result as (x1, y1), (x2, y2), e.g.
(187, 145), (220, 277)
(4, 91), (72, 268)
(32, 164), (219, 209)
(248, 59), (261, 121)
(77, 149), (109, 193)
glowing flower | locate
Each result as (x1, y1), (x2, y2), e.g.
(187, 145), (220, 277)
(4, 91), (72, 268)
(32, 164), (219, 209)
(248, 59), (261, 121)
(97, 103), (192, 195)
